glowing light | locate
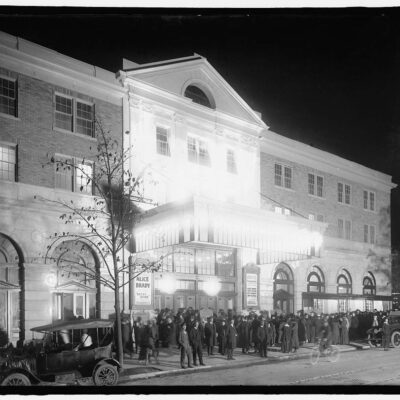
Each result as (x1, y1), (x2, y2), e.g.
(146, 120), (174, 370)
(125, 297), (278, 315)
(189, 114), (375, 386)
(204, 278), (221, 296)
(44, 272), (57, 288)
(159, 274), (176, 294)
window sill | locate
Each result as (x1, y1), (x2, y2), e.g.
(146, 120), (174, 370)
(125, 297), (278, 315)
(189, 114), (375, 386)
(308, 193), (325, 200)
(274, 185), (295, 192)
(0, 112), (20, 121)
(54, 187), (94, 198)
(337, 202), (352, 207)
(53, 127), (97, 141)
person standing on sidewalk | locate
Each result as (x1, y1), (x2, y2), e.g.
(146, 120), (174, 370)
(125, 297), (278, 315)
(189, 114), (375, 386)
(190, 320), (206, 366)
(217, 319), (227, 355)
(178, 323), (194, 369)
(205, 317), (218, 356)
(382, 317), (391, 351)
(239, 316), (250, 354)
(257, 319), (268, 358)
(226, 319), (238, 360)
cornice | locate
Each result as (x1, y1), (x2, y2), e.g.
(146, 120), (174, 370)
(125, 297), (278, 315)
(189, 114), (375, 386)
(260, 130), (396, 192)
(0, 44), (126, 105)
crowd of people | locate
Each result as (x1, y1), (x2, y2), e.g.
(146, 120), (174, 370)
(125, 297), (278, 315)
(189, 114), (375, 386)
(122, 309), (392, 368)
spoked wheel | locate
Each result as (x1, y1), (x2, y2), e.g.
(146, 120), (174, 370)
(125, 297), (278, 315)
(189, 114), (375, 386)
(1, 373), (31, 386)
(310, 347), (320, 365)
(391, 331), (400, 349)
(327, 345), (340, 363)
(93, 364), (119, 386)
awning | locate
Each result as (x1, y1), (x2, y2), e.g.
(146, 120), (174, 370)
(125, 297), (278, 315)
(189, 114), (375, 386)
(301, 292), (392, 301)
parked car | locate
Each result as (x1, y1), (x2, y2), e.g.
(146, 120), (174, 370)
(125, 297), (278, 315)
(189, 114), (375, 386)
(367, 311), (400, 348)
(0, 319), (121, 386)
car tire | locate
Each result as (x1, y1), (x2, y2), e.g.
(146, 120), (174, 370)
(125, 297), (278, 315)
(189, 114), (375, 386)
(1, 373), (31, 386)
(391, 331), (400, 348)
(93, 364), (119, 386)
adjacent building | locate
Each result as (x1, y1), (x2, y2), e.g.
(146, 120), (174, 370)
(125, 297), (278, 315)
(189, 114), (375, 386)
(0, 31), (396, 343)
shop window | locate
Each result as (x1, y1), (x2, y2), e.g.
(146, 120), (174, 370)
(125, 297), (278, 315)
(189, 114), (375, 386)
(338, 298), (349, 313)
(364, 299), (374, 312)
(196, 249), (215, 275)
(216, 250), (235, 277)
(174, 248), (195, 274)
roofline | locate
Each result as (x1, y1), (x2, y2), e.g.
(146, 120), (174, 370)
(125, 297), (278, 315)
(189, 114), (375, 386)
(123, 55), (203, 72)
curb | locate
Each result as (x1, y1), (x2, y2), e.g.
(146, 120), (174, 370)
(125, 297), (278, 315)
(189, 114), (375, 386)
(118, 346), (360, 384)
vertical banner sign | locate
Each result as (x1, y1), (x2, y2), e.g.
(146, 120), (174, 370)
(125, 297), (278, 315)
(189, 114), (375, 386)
(133, 272), (153, 307)
(246, 273), (258, 307)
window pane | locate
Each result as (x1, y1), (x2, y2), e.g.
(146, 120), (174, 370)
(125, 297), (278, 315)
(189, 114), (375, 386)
(76, 102), (94, 137)
(370, 192), (375, 211)
(196, 249), (215, 275)
(55, 95), (73, 131)
(176, 280), (195, 290)
(284, 167), (292, 188)
(338, 219), (344, 238)
(216, 250), (235, 277)
(308, 174), (315, 195)
(345, 220), (351, 240)
(274, 164), (282, 186)
(0, 78), (17, 116)
(0, 144), (16, 181)
(363, 191), (368, 209)
(198, 140), (210, 166)
(317, 176), (323, 197)
(338, 183), (343, 203)
(55, 156), (73, 191)
(76, 162), (93, 194)
(174, 248), (195, 274)
(227, 149), (237, 174)
(370, 225), (375, 244)
(156, 126), (171, 156)
(187, 137), (197, 163)
(364, 225), (369, 243)
(345, 184), (351, 204)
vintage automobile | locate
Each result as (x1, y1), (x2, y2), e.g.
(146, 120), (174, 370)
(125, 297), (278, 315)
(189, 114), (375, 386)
(367, 310), (400, 348)
(0, 319), (121, 386)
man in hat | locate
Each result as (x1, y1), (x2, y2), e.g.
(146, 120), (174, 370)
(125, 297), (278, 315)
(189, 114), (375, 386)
(189, 320), (205, 366)
(178, 322), (193, 369)
(205, 316), (218, 356)
(226, 319), (238, 360)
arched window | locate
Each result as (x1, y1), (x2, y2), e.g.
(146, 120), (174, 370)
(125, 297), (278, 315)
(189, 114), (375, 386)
(184, 85), (215, 109)
(273, 263), (294, 295)
(363, 272), (376, 295)
(307, 267), (325, 293)
(337, 269), (352, 294)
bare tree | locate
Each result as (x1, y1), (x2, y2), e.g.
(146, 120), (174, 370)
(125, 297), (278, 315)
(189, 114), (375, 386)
(36, 119), (161, 365)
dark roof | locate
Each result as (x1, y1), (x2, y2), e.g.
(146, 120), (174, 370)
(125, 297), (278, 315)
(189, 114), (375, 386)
(31, 319), (115, 332)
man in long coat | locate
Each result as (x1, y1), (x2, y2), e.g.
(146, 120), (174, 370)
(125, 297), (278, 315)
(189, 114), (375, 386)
(204, 317), (218, 356)
(257, 319), (268, 357)
(382, 317), (391, 351)
(217, 319), (227, 355)
(281, 320), (291, 353)
(239, 316), (250, 353)
(226, 319), (238, 360)
(290, 318), (299, 353)
(189, 320), (205, 366)
(178, 322), (193, 369)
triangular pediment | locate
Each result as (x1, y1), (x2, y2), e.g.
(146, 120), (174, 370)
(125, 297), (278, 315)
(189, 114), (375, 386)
(54, 280), (96, 293)
(124, 55), (266, 127)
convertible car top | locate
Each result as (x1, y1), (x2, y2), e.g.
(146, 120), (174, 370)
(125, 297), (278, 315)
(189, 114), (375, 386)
(31, 319), (115, 333)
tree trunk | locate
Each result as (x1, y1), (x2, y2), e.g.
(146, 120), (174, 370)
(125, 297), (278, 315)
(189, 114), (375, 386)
(114, 257), (124, 366)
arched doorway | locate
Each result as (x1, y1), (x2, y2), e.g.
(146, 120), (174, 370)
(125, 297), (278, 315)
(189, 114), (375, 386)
(0, 233), (23, 344)
(49, 240), (100, 321)
(273, 263), (294, 314)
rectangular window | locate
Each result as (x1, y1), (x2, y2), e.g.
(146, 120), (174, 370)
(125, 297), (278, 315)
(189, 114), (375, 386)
(196, 250), (215, 275)
(274, 164), (282, 186)
(338, 182), (343, 203)
(364, 300), (374, 312)
(308, 174), (315, 195)
(316, 214), (324, 222)
(308, 213), (315, 221)
(55, 156), (73, 191)
(76, 101), (94, 137)
(0, 77), (17, 117)
(0, 144), (16, 181)
(54, 93), (95, 137)
(75, 162), (93, 194)
(284, 208), (291, 216)
(345, 184), (351, 204)
(345, 220), (352, 240)
(174, 248), (195, 274)
(55, 95), (73, 131)
(187, 137), (210, 166)
(216, 250), (235, 277)
(317, 176), (324, 197)
(176, 280), (195, 291)
(226, 149), (237, 174)
(220, 282), (235, 292)
(364, 224), (369, 243)
(274, 206), (282, 214)
(338, 299), (348, 313)
(156, 126), (171, 156)
(284, 166), (292, 189)
(338, 219), (344, 238)
(364, 224), (376, 244)
(364, 190), (375, 211)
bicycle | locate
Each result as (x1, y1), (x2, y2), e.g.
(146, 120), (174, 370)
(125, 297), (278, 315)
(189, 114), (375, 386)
(310, 339), (340, 365)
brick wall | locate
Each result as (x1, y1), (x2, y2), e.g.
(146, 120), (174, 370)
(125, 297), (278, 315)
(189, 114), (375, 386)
(0, 70), (123, 189)
(260, 151), (391, 248)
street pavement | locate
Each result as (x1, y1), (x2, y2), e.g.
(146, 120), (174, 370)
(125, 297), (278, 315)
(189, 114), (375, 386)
(118, 342), (358, 385)
(119, 346), (400, 387)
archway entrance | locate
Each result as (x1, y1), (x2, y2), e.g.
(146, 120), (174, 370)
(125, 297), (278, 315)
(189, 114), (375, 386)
(0, 234), (22, 345)
(49, 241), (100, 321)
(273, 263), (294, 314)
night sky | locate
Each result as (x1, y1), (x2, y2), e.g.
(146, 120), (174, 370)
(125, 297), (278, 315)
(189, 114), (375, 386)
(1, 7), (400, 249)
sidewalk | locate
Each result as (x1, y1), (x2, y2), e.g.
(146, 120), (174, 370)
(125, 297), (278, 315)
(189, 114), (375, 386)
(118, 343), (361, 384)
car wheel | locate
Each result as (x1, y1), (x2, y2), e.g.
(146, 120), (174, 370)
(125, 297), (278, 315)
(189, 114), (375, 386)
(93, 364), (119, 386)
(367, 333), (381, 347)
(391, 331), (400, 348)
(1, 373), (31, 386)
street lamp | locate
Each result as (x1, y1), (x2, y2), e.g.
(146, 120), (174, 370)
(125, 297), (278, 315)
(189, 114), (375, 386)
(159, 274), (176, 295)
(203, 278), (221, 297)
